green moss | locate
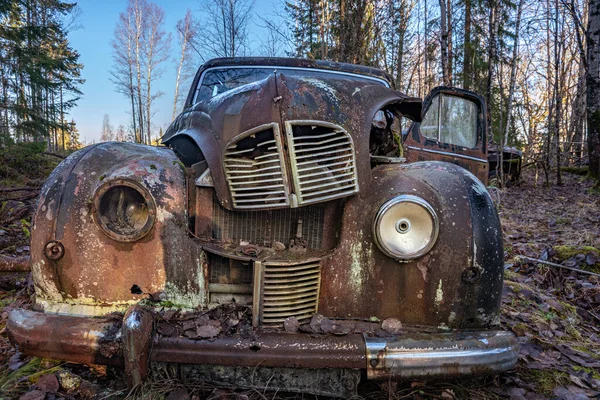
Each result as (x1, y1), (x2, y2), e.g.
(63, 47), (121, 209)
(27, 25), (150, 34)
(172, 160), (186, 172)
(553, 245), (600, 273)
(554, 245), (599, 260)
(527, 369), (570, 395)
(99, 174), (106, 181)
(572, 366), (600, 379)
(20, 219), (30, 238)
(149, 164), (157, 170)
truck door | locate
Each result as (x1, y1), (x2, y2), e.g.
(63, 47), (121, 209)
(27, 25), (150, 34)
(404, 86), (489, 184)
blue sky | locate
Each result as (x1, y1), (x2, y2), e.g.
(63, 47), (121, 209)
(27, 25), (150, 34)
(68, 0), (284, 143)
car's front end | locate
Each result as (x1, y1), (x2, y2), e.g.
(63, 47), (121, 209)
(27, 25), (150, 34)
(8, 58), (517, 398)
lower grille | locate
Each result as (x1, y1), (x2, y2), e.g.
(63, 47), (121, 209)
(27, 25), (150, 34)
(261, 260), (321, 324)
(208, 254), (252, 285)
(212, 195), (325, 249)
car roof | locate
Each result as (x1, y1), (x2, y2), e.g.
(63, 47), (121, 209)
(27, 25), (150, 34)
(197, 57), (394, 87)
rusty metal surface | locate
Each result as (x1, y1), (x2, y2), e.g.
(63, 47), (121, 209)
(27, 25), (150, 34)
(164, 70), (421, 211)
(365, 330), (518, 380)
(152, 332), (367, 369)
(404, 86), (489, 184)
(8, 306), (517, 386)
(7, 308), (122, 366)
(180, 57), (397, 109)
(319, 161), (503, 329)
(30, 142), (206, 314)
(122, 306), (154, 387)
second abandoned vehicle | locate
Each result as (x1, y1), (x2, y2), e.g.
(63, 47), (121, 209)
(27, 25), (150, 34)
(8, 58), (517, 397)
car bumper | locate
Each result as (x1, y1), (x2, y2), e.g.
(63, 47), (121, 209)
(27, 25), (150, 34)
(8, 306), (518, 384)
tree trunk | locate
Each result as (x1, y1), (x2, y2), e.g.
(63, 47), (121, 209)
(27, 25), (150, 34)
(554, 0), (562, 185)
(447, 0), (453, 85)
(439, 0), (449, 85)
(464, 0), (472, 89)
(587, 0), (600, 182)
(501, 0), (524, 186)
(486, 1), (499, 140)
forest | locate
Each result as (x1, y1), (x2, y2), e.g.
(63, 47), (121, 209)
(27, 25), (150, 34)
(0, 0), (599, 185)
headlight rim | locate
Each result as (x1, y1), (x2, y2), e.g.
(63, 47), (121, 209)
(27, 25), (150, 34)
(373, 194), (439, 261)
(92, 178), (156, 243)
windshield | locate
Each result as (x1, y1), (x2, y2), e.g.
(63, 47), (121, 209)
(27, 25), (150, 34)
(194, 67), (388, 103)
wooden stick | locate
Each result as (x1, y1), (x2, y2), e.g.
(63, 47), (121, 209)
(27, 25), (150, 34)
(0, 255), (30, 272)
(516, 255), (600, 277)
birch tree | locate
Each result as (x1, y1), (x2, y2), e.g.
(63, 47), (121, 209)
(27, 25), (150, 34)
(193, 0), (255, 58)
(173, 10), (197, 119)
(587, 0), (600, 182)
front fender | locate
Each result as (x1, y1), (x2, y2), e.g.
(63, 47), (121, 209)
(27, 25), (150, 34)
(319, 161), (503, 329)
(31, 142), (207, 315)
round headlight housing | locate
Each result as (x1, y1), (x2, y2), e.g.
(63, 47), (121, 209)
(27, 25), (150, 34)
(94, 180), (156, 242)
(373, 195), (439, 260)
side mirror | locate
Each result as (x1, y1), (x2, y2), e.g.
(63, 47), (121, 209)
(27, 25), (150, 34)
(421, 89), (484, 149)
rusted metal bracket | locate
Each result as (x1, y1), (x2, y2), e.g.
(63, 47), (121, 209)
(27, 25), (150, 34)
(122, 306), (154, 387)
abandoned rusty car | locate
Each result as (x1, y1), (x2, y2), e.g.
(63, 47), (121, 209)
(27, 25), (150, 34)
(8, 58), (518, 397)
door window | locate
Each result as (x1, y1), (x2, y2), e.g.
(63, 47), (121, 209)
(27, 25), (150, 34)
(421, 94), (478, 148)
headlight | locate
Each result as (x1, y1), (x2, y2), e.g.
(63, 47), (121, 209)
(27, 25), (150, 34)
(94, 179), (156, 242)
(373, 195), (439, 260)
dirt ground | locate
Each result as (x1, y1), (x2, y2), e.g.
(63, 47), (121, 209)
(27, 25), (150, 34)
(0, 166), (599, 400)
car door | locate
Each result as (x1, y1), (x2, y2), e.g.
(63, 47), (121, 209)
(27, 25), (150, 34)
(404, 86), (489, 184)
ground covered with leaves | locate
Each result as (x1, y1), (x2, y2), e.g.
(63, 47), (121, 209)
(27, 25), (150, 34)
(0, 165), (599, 399)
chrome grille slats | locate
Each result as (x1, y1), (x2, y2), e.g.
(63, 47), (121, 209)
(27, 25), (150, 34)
(285, 121), (359, 205)
(224, 123), (290, 209)
(261, 260), (321, 324)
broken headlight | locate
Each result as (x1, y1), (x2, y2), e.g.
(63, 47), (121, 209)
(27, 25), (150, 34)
(93, 180), (156, 242)
(373, 195), (439, 260)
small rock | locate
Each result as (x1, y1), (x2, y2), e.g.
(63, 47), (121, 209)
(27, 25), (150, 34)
(309, 314), (325, 333)
(37, 373), (59, 393)
(166, 388), (190, 400)
(0, 229), (6, 236)
(272, 241), (286, 251)
(19, 390), (45, 400)
(283, 316), (299, 333)
(382, 318), (403, 334)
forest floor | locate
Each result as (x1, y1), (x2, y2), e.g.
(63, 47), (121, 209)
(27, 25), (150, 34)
(0, 152), (599, 399)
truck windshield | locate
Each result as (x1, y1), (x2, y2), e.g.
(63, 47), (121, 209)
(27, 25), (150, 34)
(194, 67), (387, 103)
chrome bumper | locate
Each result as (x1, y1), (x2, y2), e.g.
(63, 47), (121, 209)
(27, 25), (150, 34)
(8, 306), (518, 385)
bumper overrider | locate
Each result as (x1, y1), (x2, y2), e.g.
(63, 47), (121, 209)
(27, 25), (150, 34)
(8, 306), (518, 394)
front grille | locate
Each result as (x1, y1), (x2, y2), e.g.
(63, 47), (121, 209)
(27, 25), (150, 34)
(223, 121), (359, 209)
(286, 121), (359, 205)
(212, 195), (325, 249)
(261, 260), (321, 324)
(208, 253), (252, 284)
(224, 123), (290, 209)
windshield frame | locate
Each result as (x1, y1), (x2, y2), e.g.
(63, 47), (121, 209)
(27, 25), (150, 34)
(190, 65), (391, 105)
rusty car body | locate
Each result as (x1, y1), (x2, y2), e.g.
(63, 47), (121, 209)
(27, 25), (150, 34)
(8, 57), (517, 397)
